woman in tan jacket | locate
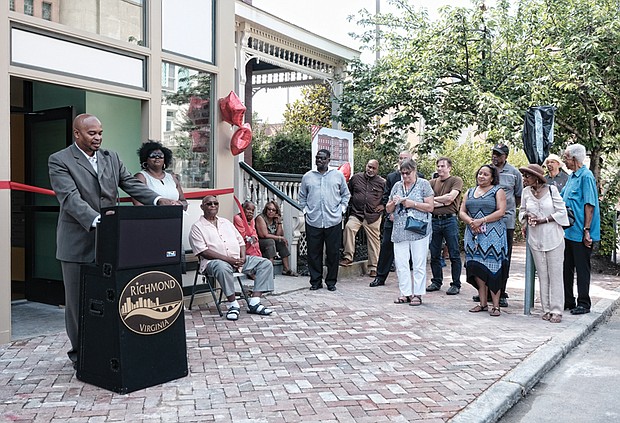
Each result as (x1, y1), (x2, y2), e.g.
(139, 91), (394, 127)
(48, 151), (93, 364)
(519, 164), (569, 323)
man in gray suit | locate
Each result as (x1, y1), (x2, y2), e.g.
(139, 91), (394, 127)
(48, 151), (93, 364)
(48, 113), (180, 368)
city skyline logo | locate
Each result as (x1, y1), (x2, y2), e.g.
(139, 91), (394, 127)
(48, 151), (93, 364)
(118, 271), (183, 335)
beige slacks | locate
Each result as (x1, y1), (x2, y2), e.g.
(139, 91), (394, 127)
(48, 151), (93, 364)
(532, 241), (565, 315)
(342, 216), (382, 270)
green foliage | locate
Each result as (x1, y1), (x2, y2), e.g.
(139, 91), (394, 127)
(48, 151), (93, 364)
(597, 152), (620, 258)
(282, 84), (332, 133)
(252, 128), (312, 174)
(339, 0), (620, 183)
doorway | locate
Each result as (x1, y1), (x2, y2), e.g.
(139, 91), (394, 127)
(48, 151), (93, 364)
(23, 106), (74, 305)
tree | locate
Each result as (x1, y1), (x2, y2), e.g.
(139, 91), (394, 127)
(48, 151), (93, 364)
(338, 0), (620, 185)
(282, 84), (332, 133)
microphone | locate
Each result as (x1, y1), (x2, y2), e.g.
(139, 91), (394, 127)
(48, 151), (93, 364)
(103, 150), (110, 156)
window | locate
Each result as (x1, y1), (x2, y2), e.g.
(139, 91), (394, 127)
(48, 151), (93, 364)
(162, 0), (214, 62)
(42, 2), (52, 21)
(10, 0), (15, 12)
(24, 0), (34, 16)
(13, 0), (144, 45)
(161, 63), (214, 189)
(165, 110), (175, 132)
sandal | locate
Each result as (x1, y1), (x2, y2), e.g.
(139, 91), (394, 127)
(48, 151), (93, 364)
(409, 295), (422, 306)
(490, 307), (501, 317)
(394, 296), (411, 304)
(549, 314), (562, 323)
(226, 306), (240, 321)
(469, 304), (489, 313)
(248, 302), (273, 316)
(542, 312), (551, 321)
(282, 268), (299, 277)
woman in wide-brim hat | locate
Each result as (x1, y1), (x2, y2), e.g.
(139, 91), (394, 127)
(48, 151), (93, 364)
(518, 163), (569, 323)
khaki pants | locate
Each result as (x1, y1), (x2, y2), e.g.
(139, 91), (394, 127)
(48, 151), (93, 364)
(342, 216), (382, 270)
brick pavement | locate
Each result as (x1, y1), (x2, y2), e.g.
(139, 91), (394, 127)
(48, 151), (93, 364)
(2, 243), (620, 422)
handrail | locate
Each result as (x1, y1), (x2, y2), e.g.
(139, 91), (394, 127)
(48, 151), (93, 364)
(259, 171), (303, 183)
(239, 161), (302, 210)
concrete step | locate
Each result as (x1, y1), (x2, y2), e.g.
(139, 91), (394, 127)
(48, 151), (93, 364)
(338, 260), (368, 278)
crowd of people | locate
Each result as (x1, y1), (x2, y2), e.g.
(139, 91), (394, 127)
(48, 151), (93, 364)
(290, 144), (600, 323)
(49, 112), (602, 360)
(186, 144), (601, 324)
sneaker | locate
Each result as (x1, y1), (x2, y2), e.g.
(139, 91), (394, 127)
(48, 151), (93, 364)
(426, 282), (441, 292)
(446, 285), (460, 295)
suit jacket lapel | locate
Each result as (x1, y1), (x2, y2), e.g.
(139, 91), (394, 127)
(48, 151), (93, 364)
(70, 144), (97, 178)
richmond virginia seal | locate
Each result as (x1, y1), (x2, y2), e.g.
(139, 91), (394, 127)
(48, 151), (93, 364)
(119, 271), (183, 335)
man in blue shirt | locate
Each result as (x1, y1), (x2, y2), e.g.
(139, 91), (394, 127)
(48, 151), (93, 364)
(561, 143), (600, 315)
(299, 149), (351, 291)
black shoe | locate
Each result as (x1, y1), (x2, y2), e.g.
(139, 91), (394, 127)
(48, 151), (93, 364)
(446, 285), (460, 295)
(426, 282), (441, 292)
(310, 284), (323, 291)
(564, 304), (576, 311)
(327, 286), (337, 291)
(570, 305), (590, 315)
(472, 295), (480, 302)
(369, 278), (385, 287)
(499, 297), (509, 308)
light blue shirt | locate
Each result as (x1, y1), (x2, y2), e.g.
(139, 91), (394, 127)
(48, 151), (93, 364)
(562, 165), (600, 242)
(299, 169), (350, 228)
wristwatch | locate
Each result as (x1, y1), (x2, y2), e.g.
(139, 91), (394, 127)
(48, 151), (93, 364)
(584, 227), (590, 231)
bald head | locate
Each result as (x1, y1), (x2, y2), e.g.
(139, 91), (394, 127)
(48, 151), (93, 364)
(365, 159), (379, 177)
(73, 113), (103, 156)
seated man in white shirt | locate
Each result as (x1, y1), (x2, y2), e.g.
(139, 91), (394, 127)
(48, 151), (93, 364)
(189, 195), (274, 321)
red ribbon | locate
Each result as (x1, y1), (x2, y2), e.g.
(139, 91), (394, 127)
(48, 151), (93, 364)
(0, 181), (238, 204)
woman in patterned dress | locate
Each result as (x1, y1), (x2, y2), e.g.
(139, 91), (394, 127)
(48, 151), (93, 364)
(459, 165), (507, 316)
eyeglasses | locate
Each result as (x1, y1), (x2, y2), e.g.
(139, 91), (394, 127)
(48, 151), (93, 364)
(266, 207), (277, 212)
(149, 153), (164, 159)
(203, 201), (219, 206)
(400, 171), (412, 176)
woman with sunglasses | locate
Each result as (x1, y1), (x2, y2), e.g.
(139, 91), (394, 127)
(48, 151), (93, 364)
(256, 201), (298, 276)
(132, 140), (187, 210)
(459, 165), (507, 316)
(385, 159), (434, 306)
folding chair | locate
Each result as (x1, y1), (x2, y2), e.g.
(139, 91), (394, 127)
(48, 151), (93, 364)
(187, 269), (250, 316)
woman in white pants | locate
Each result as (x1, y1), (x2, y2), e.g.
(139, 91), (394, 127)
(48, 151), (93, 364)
(519, 164), (569, 323)
(385, 159), (434, 306)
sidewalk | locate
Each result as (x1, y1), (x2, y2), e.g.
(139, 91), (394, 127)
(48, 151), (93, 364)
(2, 243), (619, 422)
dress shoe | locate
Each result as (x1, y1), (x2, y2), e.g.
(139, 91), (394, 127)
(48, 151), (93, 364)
(446, 285), (460, 295)
(369, 278), (385, 287)
(499, 297), (509, 308)
(570, 305), (590, 315)
(426, 282), (441, 292)
(327, 286), (337, 291)
(368, 270), (377, 278)
(339, 259), (353, 267)
(309, 284), (323, 291)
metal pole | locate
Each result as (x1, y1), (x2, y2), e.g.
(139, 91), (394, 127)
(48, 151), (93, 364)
(524, 229), (536, 314)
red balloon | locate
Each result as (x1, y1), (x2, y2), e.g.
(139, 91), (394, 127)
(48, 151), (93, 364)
(219, 91), (246, 127)
(230, 123), (252, 156)
(338, 162), (351, 182)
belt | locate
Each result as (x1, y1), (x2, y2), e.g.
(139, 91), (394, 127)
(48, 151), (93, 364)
(433, 214), (456, 220)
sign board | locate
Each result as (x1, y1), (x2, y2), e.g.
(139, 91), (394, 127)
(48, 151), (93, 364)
(310, 125), (354, 170)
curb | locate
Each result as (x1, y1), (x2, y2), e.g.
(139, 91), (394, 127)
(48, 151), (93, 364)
(450, 290), (620, 423)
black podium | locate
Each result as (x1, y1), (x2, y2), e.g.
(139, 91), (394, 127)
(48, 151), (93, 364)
(77, 206), (188, 394)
